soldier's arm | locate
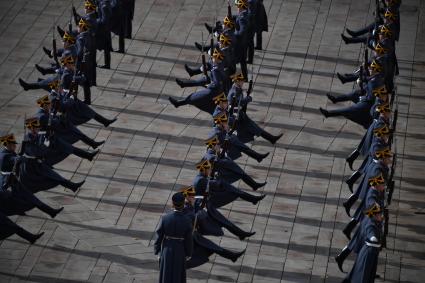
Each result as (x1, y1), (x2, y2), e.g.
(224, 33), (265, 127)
(184, 220), (193, 258)
(153, 217), (165, 255)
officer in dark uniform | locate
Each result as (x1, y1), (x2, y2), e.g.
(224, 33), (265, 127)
(154, 192), (193, 283)
(0, 134), (19, 190)
(18, 117), (85, 193)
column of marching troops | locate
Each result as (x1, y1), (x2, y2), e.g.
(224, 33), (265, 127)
(319, 0), (401, 282)
(0, 0), (133, 243)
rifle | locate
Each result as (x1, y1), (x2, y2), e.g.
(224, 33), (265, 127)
(227, 0), (232, 19)
(52, 25), (60, 67)
(387, 152), (397, 205)
(388, 109), (398, 147)
(201, 32), (209, 79)
(243, 65), (254, 113)
(382, 207), (389, 248)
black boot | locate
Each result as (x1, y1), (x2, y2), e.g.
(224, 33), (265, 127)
(229, 249), (246, 262)
(83, 84), (91, 105)
(73, 147), (99, 161)
(45, 207), (64, 219)
(94, 113), (117, 127)
(345, 149), (360, 171)
(345, 171), (361, 193)
(239, 231), (256, 241)
(342, 218), (357, 240)
(99, 50), (111, 69)
(176, 78), (186, 88)
(185, 64), (197, 77)
(204, 23), (213, 34)
(118, 34), (125, 53)
(218, 248), (246, 262)
(241, 147), (269, 163)
(337, 73), (349, 84)
(260, 131), (283, 145)
(16, 227), (45, 244)
(345, 28), (358, 37)
(194, 42), (203, 52)
(319, 107), (330, 118)
(342, 194), (357, 217)
(43, 47), (53, 58)
(326, 93), (338, 104)
(242, 173), (266, 191)
(168, 97), (187, 108)
(90, 140), (105, 149)
(64, 180), (85, 192)
(35, 64), (48, 76)
(335, 246), (351, 272)
(252, 194), (266, 205)
(79, 134), (105, 149)
(19, 78), (39, 91)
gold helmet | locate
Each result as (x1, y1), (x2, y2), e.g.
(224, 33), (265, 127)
(231, 73), (244, 82)
(84, 0), (97, 12)
(219, 34), (232, 46)
(36, 95), (51, 107)
(63, 31), (76, 44)
(213, 111), (228, 125)
(0, 134), (17, 146)
(204, 135), (219, 149)
(379, 25), (393, 38)
(25, 117), (41, 129)
(384, 9), (397, 21)
(60, 54), (75, 66)
(375, 102), (391, 114)
(370, 59), (383, 73)
(212, 48), (224, 61)
(47, 80), (60, 90)
(223, 16), (235, 29)
(374, 42), (389, 55)
(180, 185), (196, 197)
(78, 18), (90, 31)
(374, 147), (393, 159)
(372, 85), (388, 100)
(368, 174), (386, 187)
(212, 92), (228, 105)
(373, 124), (390, 138)
(364, 202), (382, 218)
(195, 158), (212, 172)
(235, 0), (248, 9)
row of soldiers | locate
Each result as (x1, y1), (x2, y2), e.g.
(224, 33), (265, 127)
(319, 0), (401, 282)
(153, 1), (276, 282)
(0, 0), (137, 244)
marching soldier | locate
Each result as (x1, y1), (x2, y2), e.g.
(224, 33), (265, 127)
(154, 192), (193, 283)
